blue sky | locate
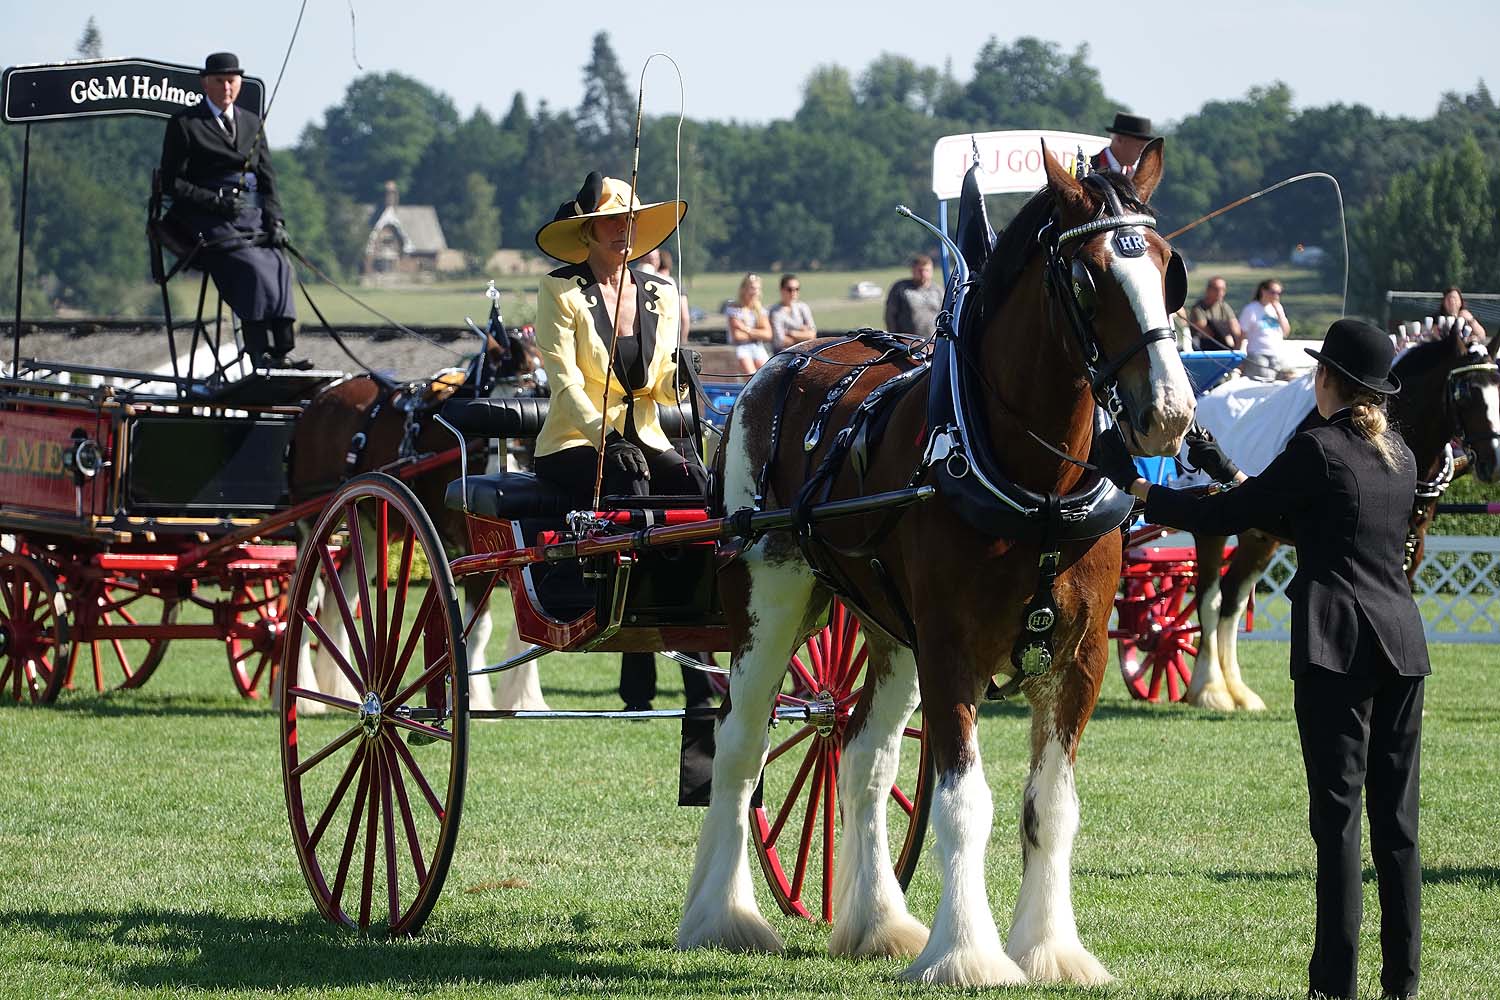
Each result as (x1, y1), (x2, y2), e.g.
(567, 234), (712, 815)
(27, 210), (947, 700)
(5, 0), (1496, 147)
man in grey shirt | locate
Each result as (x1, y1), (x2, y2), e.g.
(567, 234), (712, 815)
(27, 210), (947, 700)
(884, 253), (942, 337)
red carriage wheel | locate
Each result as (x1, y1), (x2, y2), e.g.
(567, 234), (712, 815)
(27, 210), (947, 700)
(0, 555), (72, 704)
(280, 473), (468, 936)
(1115, 567), (1198, 703)
(225, 577), (290, 699)
(751, 599), (932, 922)
(61, 578), (180, 693)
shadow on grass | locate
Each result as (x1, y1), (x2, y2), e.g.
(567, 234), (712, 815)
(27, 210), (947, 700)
(0, 906), (724, 992)
(35, 695), (270, 721)
(976, 698), (1244, 723)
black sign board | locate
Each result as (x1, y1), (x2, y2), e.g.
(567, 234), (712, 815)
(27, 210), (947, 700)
(2, 58), (266, 125)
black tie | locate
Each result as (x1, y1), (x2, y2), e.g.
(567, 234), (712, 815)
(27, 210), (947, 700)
(224, 115), (235, 142)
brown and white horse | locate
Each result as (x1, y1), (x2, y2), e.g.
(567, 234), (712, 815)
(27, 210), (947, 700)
(677, 144), (1194, 985)
(1185, 330), (1500, 710)
(286, 330), (548, 714)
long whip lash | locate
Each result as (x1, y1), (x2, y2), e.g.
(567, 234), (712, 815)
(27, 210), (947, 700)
(1164, 171), (1349, 314)
(591, 55), (678, 508)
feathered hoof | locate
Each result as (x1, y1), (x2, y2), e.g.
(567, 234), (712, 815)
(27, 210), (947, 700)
(675, 905), (784, 954)
(829, 909), (930, 959)
(1188, 682), (1236, 712)
(899, 945), (1027, 986)
(1230, 686), (1266, 712)
(1010, 938), (1115, 985)
(295, 697), (329, 716)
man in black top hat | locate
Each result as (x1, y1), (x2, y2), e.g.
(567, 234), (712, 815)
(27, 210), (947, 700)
(1092, 112), (1154, 177)
(159, 52), (309, 370)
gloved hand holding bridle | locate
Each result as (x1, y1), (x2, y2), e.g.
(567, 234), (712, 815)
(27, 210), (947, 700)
(1185, 422), (1241, 484)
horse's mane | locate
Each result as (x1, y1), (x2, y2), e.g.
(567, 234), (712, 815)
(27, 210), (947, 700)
(978, 170), (1152, 317)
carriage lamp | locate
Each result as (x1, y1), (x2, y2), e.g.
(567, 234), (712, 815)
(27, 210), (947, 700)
(62, 434), (104, 481)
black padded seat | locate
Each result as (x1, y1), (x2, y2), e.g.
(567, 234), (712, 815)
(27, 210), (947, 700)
(444, 472), (579, 519)
(440, 396), (697, 441)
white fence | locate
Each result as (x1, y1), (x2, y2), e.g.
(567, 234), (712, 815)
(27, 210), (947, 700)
(1244, 535), (1500, 642)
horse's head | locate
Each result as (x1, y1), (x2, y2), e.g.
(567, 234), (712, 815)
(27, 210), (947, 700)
(1041, 140), (1195, 456)
(1393, 329), (1500, 483)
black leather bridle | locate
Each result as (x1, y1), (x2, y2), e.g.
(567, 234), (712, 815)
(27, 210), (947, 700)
(1040, 175), (1186, 421)
(1446, 356), (1500, 467)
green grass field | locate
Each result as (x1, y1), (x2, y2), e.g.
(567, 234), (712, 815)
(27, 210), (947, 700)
(166, 261), (1340, 339)
(4, 602), (1496, 999)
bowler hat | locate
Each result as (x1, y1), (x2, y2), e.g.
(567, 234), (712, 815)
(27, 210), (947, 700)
(200, 52), (243, 77)
(535, 171), (687, 265)
(1305, 318), (1400, 394)
(1106, 113), (1153, 140)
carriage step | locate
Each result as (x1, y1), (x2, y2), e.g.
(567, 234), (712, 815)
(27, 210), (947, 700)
(405, 727), (446, 747)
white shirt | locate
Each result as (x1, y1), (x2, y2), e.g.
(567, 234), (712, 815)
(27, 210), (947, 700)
(1238, 300), (1287, 356)
(208, 101), (235, 135)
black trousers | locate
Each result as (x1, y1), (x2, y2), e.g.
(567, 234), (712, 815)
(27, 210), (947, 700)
(1294, 652), (1423, 1000)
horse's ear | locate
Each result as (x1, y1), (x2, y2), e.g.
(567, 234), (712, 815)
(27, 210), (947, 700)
(1133, 137), (1165, 202)
(1042, 140), (1089, 218)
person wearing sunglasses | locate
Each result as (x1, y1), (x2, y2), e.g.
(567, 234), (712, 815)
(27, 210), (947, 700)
(768, 273), (817, 353)
(1240, 278), (1292, 380)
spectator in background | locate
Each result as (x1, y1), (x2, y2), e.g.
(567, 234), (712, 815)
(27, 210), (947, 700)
(1437, 286), (1487, 346)
(639, 248), (690, 339)
(727, 272), (773, 374)
(1239, 279), (1292, 379)
(768, 273), (817, 353)
(1091, 113), (1153, 177)
(1188, 276), (1244, 351)
(884, 254), (942, 338)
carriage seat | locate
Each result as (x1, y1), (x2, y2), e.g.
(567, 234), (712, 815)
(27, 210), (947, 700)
(441, 397), (697, 441)
(444, 472), (577, 520)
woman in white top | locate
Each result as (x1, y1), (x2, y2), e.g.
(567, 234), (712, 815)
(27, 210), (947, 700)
(1239, 278), (1291, 379)
(726, 272), (773, 374)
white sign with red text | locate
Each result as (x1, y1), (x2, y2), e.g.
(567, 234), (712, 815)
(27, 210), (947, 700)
(931, 130), (1109, 200)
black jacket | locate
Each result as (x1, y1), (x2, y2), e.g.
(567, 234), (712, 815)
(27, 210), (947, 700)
(159, 101), (282, 222)
(1144, 411), (1430, 678)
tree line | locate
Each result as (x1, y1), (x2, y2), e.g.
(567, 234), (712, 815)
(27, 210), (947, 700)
(3, 24), (1499, 318)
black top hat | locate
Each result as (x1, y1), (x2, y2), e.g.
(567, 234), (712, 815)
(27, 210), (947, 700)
(200, 52), (244, 76)
(1305, 318), (1400, 395)
(1106, 113), (1153, 140)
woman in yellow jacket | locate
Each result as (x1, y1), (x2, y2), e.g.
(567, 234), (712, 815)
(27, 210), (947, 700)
(531, 171), (704, 500)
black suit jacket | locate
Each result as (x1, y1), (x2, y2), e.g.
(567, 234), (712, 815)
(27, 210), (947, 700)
(1144, 411), (1431, 678)
(159, 101), (282, 222)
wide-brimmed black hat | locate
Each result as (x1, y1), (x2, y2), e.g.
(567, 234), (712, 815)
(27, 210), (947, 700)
(1305, 318), (1400, 394)
(1106, 113), (1153, 140)
(200, 52), (244, 77)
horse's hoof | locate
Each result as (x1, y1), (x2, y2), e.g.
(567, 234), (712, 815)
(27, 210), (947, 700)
(1231, 687), (1266, 711)
(829, 909), (929, 959)
(899, 946), (1027, 986)
(1009, 938), (1115, 985)
(675, 906), (783, 954)
(1188, 683), (1236, 712)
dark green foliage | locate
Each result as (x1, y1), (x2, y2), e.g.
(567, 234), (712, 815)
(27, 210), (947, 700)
(6, 27), (1500, 316)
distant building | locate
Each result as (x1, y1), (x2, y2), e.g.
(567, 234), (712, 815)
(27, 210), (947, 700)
(361, 181), (466, 281)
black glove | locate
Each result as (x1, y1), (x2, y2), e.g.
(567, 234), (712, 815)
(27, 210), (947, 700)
(210, 191), (245, 219)
(1093, 422), (1140, 491)
(604, 434), (650, 483)
(267, 218), (290, 248)
(1185, 423), (1241, 484)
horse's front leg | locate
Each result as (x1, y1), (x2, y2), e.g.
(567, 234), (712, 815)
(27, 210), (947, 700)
(829, 629), (929, 959)
(1006, 622), (1114, 985)
(1216, 532), (1271, 711)
(677, 550), (815, 954)
(901, 642), (1025, 986)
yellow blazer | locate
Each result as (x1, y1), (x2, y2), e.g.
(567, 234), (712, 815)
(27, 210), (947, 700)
(533, 263), (685, 457)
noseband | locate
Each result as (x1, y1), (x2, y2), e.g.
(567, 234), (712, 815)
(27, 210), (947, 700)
(1040, 176), (1186, 420)
(1446, 357), (1500, 463)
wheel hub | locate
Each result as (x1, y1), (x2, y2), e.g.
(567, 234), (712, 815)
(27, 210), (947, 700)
(807, 691), (839, 738)
(359, 691), (383, 739)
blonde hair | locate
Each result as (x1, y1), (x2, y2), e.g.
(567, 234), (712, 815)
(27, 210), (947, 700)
(1322, 365), (1400, 470)
(738, 272), (763, 307)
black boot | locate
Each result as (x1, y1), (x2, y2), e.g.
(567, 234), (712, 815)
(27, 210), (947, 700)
(242, 321), (271, 369)
(269, 319), (312, 369)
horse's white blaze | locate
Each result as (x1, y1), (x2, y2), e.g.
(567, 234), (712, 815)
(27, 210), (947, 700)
(902, 743), (1026, 986)
(830, 641), (929, 959)
(678, 554), (808, 954)
(1007, 738), (1113, 984)
(1108, 247), (1196, 448)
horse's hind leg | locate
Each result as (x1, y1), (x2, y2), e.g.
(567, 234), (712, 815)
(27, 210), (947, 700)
(1005, 634), (1114, 984)
(829, 631), (929, 959)
(1217, 533), (1271, 711)
(1186, 533), (1237, 711)
(677, 551), (816, 954)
